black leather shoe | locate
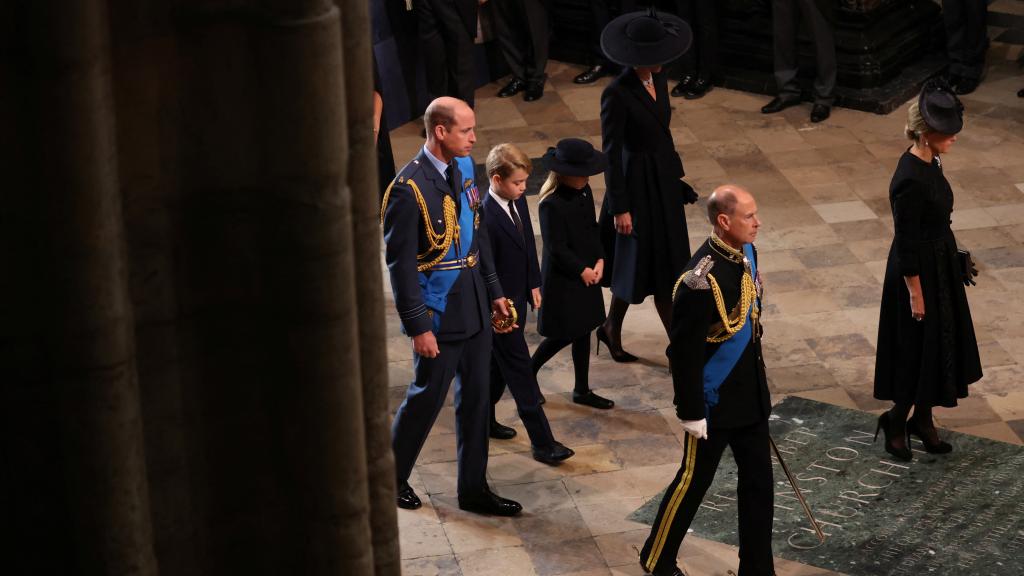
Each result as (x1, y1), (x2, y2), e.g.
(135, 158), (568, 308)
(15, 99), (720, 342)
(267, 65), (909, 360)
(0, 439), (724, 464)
(683, 78), (712, 100)
(397, 481), (422, 510)
(1018, 88), (1024, 98)
(670, 74), (696, 97)
(458, 487), (522, 516)
(532, 441), (575, 465)
(907, 418), (952, 454)
(810, 103), (831, 123)
(874, 411), (912, 462)
(574, 65), (608, 84)
(498, 78), (526, 98)
(953, 76), (979, 95)
(490, 419), (517, 440)
(573, 390), (614, 409)
(761, 95), (801, 114)
(523, 79), (545, 102)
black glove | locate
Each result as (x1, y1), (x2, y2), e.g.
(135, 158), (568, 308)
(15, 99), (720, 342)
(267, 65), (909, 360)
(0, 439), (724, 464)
(680, 180), (699, 205)
(958, 249), (978, 286)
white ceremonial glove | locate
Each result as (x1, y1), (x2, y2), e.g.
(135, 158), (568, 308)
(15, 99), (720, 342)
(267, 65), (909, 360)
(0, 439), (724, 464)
(679, 418), (708, 440)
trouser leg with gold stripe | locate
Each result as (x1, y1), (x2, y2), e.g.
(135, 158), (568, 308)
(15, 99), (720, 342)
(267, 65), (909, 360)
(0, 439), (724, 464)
(639, 420), (774, 575)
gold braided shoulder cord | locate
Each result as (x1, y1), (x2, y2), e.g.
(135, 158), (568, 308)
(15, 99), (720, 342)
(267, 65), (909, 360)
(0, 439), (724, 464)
(706, 271), (758, 343)
(380, 178), (460, 272)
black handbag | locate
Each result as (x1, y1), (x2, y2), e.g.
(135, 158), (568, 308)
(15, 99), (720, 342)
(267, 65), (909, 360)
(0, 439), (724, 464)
(958, 249), (978, 286)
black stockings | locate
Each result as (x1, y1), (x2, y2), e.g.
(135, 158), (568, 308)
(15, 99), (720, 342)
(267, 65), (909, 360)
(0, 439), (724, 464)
(532, 334), (592, 395)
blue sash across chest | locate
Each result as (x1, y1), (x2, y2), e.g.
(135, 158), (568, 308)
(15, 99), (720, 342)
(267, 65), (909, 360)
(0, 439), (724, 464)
(417, 155), (479, 331)
(702, 243), (758, 418)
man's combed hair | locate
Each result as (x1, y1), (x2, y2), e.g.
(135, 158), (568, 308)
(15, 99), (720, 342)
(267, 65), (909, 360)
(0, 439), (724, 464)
(424, 100), (456, 135)
(707, 188), (738, 224)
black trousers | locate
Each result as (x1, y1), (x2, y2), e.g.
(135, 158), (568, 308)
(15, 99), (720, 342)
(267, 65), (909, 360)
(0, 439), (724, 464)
(943, 0), (988, 80)
(640, 419), (774, 575)
(392, 326), (491, 496)
(494, 0), (549, 84)
(772, 0), (836, 105)
(417, 0), (477, 107)
(674, 0), (718, 81)
(490, 316), (557, 448)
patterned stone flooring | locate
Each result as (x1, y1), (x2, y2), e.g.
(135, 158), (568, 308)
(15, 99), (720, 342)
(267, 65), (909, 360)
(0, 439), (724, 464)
(383, 52), (1024, 576)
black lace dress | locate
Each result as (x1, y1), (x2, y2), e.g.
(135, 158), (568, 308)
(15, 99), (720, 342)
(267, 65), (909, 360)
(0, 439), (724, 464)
(874, 150), (982, 407)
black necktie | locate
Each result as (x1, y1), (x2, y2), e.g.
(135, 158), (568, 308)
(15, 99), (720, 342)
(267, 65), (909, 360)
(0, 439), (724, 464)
(445, 164), (456, 194)
(508, 199), (523, 235)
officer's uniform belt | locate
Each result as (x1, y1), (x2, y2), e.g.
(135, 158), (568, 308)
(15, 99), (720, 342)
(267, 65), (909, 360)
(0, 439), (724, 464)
(427, 251), (478, 271)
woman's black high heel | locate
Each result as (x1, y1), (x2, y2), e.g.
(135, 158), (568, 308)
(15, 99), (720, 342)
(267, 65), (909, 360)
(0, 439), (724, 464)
(874, 411), (912, 462)
(906, 418), (953, 454)
(595, 326), (638, 363)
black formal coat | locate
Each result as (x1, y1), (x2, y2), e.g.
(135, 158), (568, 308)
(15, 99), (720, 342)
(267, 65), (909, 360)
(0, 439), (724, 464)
(537, 183), (607, 340)
(671, 239), (770, 429)
(482, 191), (541, 314)
(874, 151), (982, 407)
(600, 68), (691, 303)
(382, 149), (503, 341)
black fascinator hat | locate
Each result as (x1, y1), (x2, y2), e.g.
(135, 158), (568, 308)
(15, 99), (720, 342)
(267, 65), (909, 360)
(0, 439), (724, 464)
(919, 78), (965, 135)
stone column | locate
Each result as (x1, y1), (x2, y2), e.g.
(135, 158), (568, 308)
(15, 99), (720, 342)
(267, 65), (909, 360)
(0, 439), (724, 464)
(338, 0), (402, 574)
(18, 1), (159, 573)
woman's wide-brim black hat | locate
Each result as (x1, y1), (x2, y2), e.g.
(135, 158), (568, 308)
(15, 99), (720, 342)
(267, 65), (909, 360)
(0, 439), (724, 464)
(601, 8), (692, 68)
(543, 138), (608, 177)
(920, 78), (965, 135)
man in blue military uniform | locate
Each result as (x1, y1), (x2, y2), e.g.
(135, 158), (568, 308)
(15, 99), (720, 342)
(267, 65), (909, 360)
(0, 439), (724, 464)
(638, 185), (774, 576)
(381, 96), (522, 516)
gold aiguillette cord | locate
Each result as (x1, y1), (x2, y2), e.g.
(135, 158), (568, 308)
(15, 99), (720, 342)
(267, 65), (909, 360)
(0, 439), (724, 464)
(770, 435), (826, 544)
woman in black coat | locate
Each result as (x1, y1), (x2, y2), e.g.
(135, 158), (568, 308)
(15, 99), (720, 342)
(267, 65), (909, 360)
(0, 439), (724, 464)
(532, 139), (614, 410)
(874, 80), (982, 461)
(597, 9), (697, 362)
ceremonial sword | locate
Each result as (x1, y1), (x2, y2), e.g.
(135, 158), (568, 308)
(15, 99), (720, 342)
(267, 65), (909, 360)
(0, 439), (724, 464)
(769, 435), (826, 544)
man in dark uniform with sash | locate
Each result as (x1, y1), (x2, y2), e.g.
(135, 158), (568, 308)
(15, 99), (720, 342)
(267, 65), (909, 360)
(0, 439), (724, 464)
(381, 96), (522, 516)
(638, 185), (774, 576)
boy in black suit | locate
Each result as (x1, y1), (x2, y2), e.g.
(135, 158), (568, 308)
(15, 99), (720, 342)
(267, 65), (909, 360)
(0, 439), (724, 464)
(482, 143), (574, 465)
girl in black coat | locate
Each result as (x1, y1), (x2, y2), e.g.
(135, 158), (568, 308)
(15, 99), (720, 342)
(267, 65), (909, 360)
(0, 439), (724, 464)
(532, 139), (614, 410)
(873, 81), (982, 461)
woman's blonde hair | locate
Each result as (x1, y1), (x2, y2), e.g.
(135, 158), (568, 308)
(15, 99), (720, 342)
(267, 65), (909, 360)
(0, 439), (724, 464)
(538, 172), (561, 203)
(486, 143), (532, 180)
(905, 100), (931, 141)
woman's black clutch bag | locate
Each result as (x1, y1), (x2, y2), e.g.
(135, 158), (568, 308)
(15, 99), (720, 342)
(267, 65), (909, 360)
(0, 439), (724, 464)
(958, 249), (978, 286)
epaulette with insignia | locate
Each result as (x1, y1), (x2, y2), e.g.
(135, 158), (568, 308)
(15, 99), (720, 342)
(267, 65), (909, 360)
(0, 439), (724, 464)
(672, 255), (714, 300)
(380, 162), (423, 223)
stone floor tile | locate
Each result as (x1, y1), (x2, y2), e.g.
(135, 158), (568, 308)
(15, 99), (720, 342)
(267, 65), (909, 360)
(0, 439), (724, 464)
(526, 537), (609, 576)
(952, 420), (1024, 445)
(806, 333), (876, 361)
(442, 515), (523, 555)
(401, 522), (453, 559)
(457, 545), (539, 576)
(790, 387), (859, 410)
(577, 497), (652, 537)
(402, 554), (463, 576)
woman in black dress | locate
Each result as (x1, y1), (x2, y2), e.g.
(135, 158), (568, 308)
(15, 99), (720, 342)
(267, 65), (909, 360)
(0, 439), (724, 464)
(532, 139), (614, 409)
(874, 80), (982, 461)
(597, 9), (698, 362)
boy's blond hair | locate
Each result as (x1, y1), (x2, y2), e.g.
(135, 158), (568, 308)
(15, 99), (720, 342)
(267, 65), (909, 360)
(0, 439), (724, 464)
(486, 143), (533, 180)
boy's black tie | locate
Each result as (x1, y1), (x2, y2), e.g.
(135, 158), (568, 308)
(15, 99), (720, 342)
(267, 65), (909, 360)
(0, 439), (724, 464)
(508, 199), (523, 236)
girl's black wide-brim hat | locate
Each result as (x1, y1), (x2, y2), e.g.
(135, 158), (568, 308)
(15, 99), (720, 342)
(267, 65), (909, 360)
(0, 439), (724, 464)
(600, 8), (692, 68)
(543, 138), (608, 177)
(920, 78), (965, 135)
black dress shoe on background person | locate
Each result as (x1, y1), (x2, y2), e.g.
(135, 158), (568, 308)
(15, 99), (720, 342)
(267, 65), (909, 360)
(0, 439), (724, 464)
(810, 103), (831, 123)
(532, 441), (575, 465)
(397, 481), (422, 510)
(761, 94), (801, 114)
(574, 65), (608, 84)
(498, 77), (526, 98)
(490, 419), (517, 440)
(953, 76), (979, 95)
(683, 78), (712, 100)
(670, 74), (695, 97)
(524, 79), (545, 102)
(639, 559), (686, 576)
(458, 487), (522, 516)
(573, 390), (614, 409)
